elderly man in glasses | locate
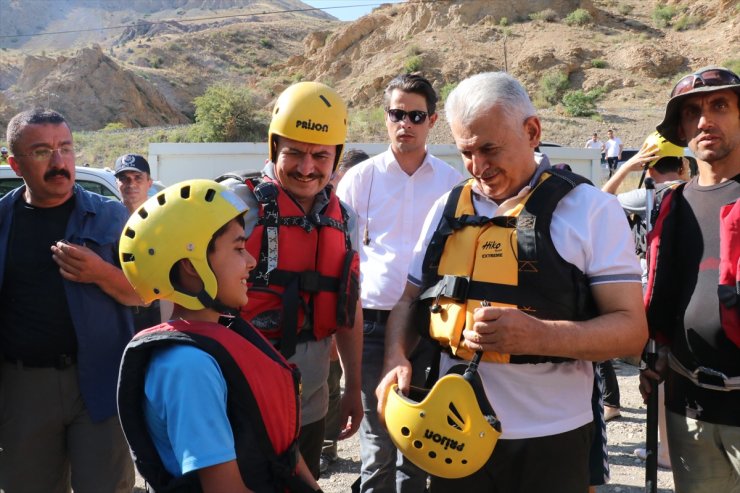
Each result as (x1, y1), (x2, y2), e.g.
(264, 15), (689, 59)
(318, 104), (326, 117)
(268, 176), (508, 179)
(641, 66), (740, 492)
(376, 72), (647, 491)
(335, 73), (462, 492)
(0, 108), (138, 491)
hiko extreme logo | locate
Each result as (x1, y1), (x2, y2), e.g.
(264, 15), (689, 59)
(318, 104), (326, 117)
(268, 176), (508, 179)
(481, 240), (503, 259)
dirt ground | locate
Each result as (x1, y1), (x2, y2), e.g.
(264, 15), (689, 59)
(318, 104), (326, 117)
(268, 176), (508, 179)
(133, 359), (676, 492)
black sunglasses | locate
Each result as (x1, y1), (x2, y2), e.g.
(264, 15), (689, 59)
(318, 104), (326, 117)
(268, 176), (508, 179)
(671, 68), (740, 98)
(386, 109), (428, 124)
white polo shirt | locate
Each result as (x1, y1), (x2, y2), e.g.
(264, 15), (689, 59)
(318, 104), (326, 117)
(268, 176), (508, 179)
(336, 147), (463, 310)
(408, 159), (642, 439)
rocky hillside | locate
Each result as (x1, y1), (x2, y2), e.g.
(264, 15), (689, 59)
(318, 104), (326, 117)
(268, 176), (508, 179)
(1, 0), (738, 149)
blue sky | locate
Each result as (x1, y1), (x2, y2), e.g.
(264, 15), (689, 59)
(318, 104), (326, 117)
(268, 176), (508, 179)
(303, 0), (403, 21)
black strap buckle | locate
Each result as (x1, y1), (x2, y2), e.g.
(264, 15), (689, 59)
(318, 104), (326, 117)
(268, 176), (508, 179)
(439, 274), (470, 301)
(299, 271), (321, 293)
(695, 366), (729, 388)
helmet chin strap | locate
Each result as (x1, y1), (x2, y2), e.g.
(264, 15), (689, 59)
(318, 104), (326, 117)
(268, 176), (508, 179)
(196, 290), (238, 317)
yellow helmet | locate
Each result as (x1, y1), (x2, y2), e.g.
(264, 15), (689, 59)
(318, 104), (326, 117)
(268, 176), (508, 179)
(268, 81), (348, 170)
(643, 131), (684, 168)
(119, 179), (248, 311)
(384, 372), (502, 479)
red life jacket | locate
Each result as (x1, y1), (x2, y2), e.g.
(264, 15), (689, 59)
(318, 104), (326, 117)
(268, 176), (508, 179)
(117, 318), (312, 493)
(645, 184), (740, 348)
(241, 176), (359, 358)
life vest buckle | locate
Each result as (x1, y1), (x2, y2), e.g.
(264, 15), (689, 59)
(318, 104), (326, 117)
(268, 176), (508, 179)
(299, 270), (321, 293)
(440, 274), (470, 301)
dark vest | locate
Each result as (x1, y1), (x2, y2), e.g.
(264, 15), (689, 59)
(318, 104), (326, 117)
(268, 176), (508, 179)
(117, 318), (312, 493)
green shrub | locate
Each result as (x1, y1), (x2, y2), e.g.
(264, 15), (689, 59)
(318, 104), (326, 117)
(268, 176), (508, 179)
(562, 89), (602, 117)
(618, 4), (634, 15)
(259, 38), (273, 49)
(103, 122), (126, 131)
(188, 83), (268, 142)
(538, 71), (570, 106)
(499, 17), (509, 26)
(722, 59), (740, 75)
(407, 44), (422, 56)
(673, 14), (703, 31)
(348, 107), (386, 142)
(653, 4), (677, 28)
(404, 55), (423, 73)
(591, 59), (607, 69)
(529, 9), (558, 22)
(149, 56), (163, 68)
(440, 82), (458, 102)
(564, 9), (593, 26)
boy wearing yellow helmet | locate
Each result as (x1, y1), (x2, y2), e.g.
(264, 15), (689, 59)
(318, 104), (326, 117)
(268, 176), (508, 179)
(117, 180), (321, 492)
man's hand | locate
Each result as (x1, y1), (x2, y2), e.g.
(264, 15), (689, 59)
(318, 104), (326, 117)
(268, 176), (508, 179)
(638, 346), (669, 403)
(462, 305), (544, 355)
(51, 241), (107, 284)
(337, 386), (363, 440)
(51, 240), (144, 306)
(375, 355), (412, 425)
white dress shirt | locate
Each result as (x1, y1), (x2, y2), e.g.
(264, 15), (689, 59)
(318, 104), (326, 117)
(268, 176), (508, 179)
(336, 147), (463, 310)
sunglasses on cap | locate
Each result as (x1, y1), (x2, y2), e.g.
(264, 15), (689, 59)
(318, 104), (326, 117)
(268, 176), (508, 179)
(386, 109), (428, 124)
(671, 68), (740, 98)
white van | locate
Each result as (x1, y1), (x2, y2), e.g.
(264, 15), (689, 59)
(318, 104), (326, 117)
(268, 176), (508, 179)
(0, 165), (121, 201)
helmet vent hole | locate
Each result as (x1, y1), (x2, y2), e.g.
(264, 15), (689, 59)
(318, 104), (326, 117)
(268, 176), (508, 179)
(413, 440), (423, 449)
(121, 253), (134, 263)
(205, 188), (216, 202)
(180, 185), (191, 199)
(137, 209), (148, 219)
(401, 427), (410, 437)
(148, 248), (155, 255)
(462, 459), (468, 464)
(428, 451), (436, 458)
(445, 458), (452, 464)
(153, 288), (160, 294)
(124, 227), (135, 239)
(447, 403), (464, 430)
(157, 194), (166, 206)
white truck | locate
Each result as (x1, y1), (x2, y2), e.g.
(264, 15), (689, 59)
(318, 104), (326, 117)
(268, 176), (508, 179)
(147, 142), (603, 185)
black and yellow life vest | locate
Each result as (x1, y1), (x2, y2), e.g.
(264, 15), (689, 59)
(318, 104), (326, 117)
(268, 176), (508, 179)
(417, 169), (598, 364)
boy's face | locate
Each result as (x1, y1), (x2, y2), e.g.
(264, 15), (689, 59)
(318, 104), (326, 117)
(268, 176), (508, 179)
(209, 219), (255, 309)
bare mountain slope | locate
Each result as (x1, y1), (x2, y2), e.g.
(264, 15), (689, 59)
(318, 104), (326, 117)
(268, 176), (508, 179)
(287, 0), (739, 147)
(0, 0), (738, 148)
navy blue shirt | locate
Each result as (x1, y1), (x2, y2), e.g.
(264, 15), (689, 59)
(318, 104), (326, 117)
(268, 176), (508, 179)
(0, 184), (134, 422)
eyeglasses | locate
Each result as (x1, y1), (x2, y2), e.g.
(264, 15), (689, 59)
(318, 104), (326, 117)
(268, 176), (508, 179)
(387, 109), (428, 125)
(671, 68), (740, 98)
(14, 145), (75, 163)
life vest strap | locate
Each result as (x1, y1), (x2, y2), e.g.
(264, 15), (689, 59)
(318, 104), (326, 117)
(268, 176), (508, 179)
(421, 276), (523, 309)
(266, 269), (340, 293)
(668, 353), (740, 392)
(420, 275), (470, 303)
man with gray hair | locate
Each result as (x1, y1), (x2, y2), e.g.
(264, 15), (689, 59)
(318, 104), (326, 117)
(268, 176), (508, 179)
(376, 72), (647, 491)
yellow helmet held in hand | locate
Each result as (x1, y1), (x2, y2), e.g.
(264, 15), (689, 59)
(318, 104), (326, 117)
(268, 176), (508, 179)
(384, 371), (501, 479)
(268, 81), (348, 170)
(643, 131), (684, 168)
(119, 179), (249, 311)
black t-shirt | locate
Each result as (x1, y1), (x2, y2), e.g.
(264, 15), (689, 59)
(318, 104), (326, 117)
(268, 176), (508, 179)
(666, 176), (740, 425)
(0, 197), (78, 360)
